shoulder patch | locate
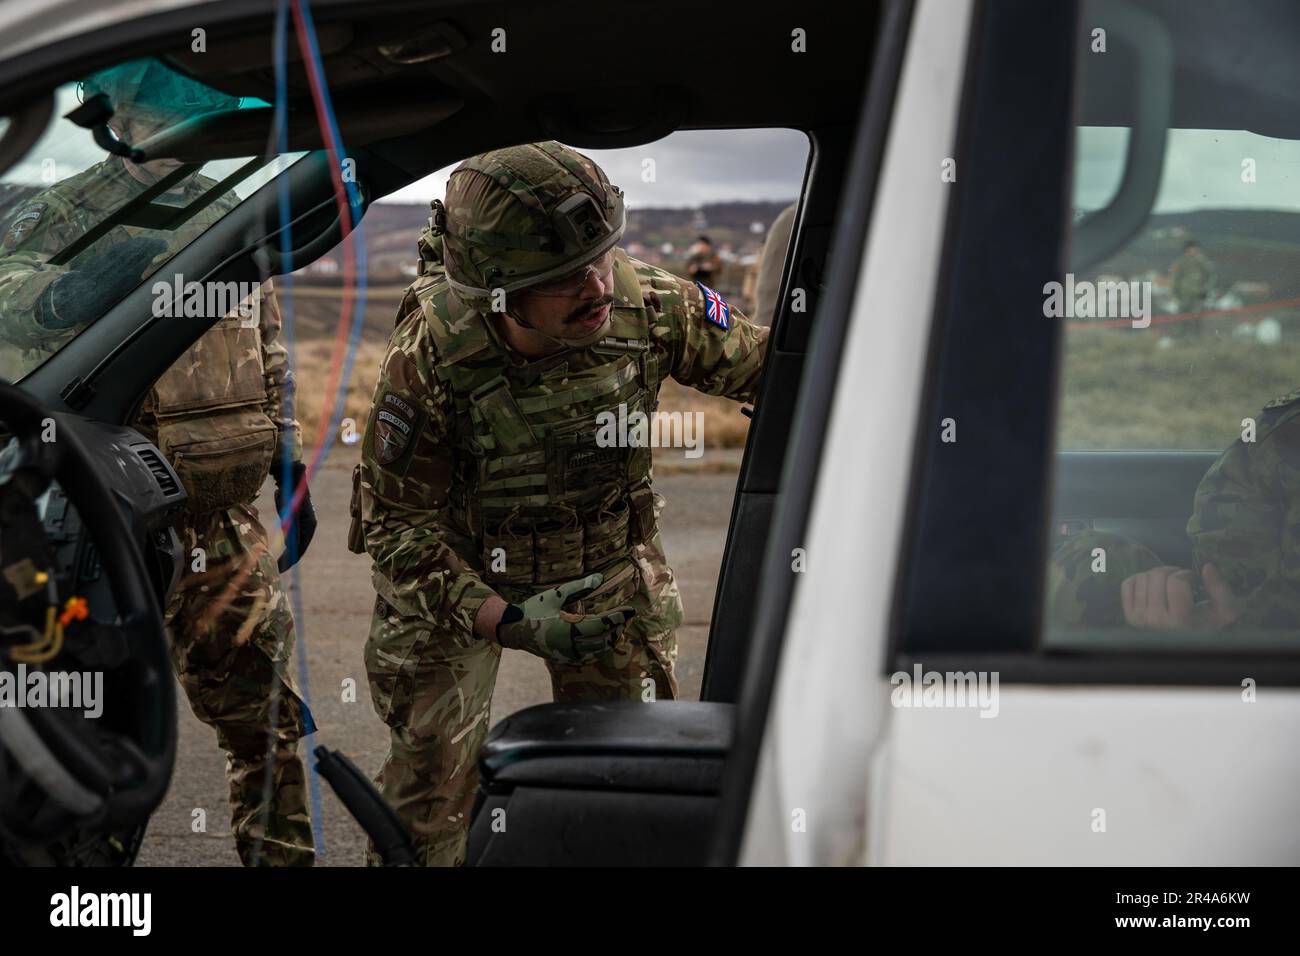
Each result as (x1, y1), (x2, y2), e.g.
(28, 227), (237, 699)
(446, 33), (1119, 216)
(3, 202), (48, 250)
(695, 280), (731, 330)
(372, 391), (426, 471)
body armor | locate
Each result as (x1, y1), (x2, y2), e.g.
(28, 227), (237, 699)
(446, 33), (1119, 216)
(143, 286), (277, 513)
(414, 249), (658, 606)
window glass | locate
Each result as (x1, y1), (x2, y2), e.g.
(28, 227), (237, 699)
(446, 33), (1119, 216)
(1060, 127), (1300, 452)
(1045, 10), (1300, 649)
(0, 58), (301, 382)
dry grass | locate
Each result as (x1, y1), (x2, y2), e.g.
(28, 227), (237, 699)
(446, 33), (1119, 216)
(291, 335), (388, 449)
(1057, 325), (1298, 450)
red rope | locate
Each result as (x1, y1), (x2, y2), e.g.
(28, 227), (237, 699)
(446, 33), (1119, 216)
(1065, 295), (1300, 332)
(280, 0), (359, 535)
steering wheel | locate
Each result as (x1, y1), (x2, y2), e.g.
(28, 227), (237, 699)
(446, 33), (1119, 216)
(0, 380), (175, 852)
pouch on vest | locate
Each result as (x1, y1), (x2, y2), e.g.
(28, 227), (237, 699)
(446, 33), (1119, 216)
(627, 479), (658, 544)
(152, 319), (268, 413)
(158, 409), (276, 513)
(534, 508), (585, 582)
(567, 560), (638, 617)
(584, 496), (630, 573)
(546, 417), (625, 499)
(469, 376), (537, 455)
(152, 317), (273, 512)
(347, 463), (366, 554)
(482, 510), (535, 586)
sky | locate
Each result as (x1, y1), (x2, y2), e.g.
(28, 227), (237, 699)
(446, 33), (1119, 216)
(1075, 126), (1300, 213)
(377, 128), (811, 208)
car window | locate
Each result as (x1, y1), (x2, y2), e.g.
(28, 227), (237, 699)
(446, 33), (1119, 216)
(1044, 6), (1300, 651)
(0, 57), (301, 382)
(1059, 126), (1300, 452)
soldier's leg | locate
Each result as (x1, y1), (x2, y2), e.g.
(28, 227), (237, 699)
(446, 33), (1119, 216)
(1045, 530), (1163, 628)
(167, 505), (314, 867)
(365, 596), (501, 866)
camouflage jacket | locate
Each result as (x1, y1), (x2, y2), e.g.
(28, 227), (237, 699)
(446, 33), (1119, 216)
(0, 157), (301, 467)
(1187, 388), (1300, 630)
(1170, 252), (1216, 305)
(359, 250), (769, 638)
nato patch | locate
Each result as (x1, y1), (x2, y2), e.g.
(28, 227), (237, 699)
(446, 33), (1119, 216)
(3, 202), (47, 250)
(373, 391), (424, 471)
(696, 281), (731, 330)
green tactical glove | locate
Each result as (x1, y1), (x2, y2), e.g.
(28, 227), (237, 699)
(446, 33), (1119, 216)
(495, 573), (634, 665)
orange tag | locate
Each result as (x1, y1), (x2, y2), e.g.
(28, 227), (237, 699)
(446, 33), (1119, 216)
(58, 596), (88, 627)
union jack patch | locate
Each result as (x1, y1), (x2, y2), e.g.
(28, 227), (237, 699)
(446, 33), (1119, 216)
(696, 281), (731, 331)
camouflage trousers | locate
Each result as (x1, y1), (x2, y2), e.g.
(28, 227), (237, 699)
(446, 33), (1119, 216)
(1173, 297), (1209, 337)
(364, 544), (683, 867)
(1045, 530), (1163, 627)
(165, 502), (315, 867)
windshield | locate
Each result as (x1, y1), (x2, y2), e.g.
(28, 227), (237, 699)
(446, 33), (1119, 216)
(0, 57), (301, 381)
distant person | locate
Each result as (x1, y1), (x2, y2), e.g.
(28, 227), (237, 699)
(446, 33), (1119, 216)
(1169, 240), (1216, 338)
(754, 203), (796, 327)
(686, 235), (722, 287)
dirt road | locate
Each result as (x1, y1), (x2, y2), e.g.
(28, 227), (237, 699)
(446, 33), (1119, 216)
(136, 450), (740, 866)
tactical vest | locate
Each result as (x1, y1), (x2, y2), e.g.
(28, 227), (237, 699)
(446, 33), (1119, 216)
(77, 163), (278, 514)
(144, 285), (277, 514)
(416, 251), (660, 604)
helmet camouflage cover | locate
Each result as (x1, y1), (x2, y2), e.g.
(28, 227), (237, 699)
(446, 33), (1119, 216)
(434, 141), (626, 311)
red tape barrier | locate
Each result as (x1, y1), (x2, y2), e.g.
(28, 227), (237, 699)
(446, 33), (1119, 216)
(1065, 295), (1300, 332)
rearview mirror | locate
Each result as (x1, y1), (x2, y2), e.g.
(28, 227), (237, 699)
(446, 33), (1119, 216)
(1069, 0), (1174, 273)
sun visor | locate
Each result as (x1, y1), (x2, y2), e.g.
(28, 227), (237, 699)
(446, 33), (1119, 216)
(134, 91), (463, 163)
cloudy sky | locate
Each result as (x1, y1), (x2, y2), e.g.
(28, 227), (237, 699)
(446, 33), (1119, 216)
(378, 128), (811, 208)
(1075, 126), (1300, 213)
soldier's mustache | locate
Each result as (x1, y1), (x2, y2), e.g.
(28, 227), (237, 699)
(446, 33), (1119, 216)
(567, 296), (614, 324)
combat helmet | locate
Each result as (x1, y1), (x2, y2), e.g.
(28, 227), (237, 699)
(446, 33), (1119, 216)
(431, 141), (626, 345)
(79, 58), (241, 125)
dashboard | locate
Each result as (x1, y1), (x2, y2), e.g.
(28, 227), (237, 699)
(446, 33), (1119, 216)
(30, 421), (187, 626)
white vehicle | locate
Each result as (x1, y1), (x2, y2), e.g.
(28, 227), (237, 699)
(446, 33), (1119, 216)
(0, 0), (1294, 874)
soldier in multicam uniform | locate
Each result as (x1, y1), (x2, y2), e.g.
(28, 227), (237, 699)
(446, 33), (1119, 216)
(351, 141), (769, 866)
(685, 235), (723, 287)
(0, 61), (317, 865)
(1168, 240), (1216, 338)
(1047, 387), (1300, 633)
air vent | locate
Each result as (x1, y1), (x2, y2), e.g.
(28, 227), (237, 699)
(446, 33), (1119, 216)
(133, 446), (181, 498)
